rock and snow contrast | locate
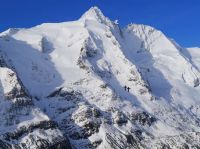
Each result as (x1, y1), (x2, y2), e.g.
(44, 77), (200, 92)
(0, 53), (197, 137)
(0, 6), (200, 149)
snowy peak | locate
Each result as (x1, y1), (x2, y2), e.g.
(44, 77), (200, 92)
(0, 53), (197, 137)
(126, 24), (158, 34)
(1, 7), (200, 149)
(123, 22), (200, 102)
(80, 6), (104, 20)
(80, 6), (111, 25)
(124, 23), (163, 51)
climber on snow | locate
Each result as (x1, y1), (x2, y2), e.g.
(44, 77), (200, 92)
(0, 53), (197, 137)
(124, 85), (127, 91)
(127, 87), (130, 92)
(124, 85), (131, 92)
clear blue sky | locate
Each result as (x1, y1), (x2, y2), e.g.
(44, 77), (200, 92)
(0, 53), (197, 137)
(0, 0), (199, 47)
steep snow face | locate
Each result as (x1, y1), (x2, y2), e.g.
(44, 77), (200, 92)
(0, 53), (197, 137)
(80, 7), (111, 26)
(123, 24), (200, 107)
(0, 21), (89, 97)
(1, 6), (200, 149)
(82, 15), (153, 105)
(0, 6), (121, 99)
(0, 61), (70, 148)
(184, 47), (200, 71)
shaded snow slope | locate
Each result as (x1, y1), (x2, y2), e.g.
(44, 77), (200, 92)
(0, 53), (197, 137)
(0, 22), (88, 97)
(1, 6), (200, 149)
(123, 24), (200, 106)
(0, 52), (71, 148)
(184, 47), (200, 71)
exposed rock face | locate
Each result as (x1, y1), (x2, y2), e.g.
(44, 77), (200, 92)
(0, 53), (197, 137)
(129, 111), (156, 126)
(103, 124), (144, 149)
(111, 108), (128, 125)
(42, 87), (158, 149)
(143, 132), (200, 149)
(72, 105), (101, 137)
(44, 88), (103, 148)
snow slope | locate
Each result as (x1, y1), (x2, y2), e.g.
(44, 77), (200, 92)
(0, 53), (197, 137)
(1, 6), (200, 149)
(184, 47), (200, 71)
(123, 24), (200, 104)
(0, 52), (71, 148)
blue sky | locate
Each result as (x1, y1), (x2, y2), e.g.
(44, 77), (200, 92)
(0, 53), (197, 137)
(0, 0), (199, 47)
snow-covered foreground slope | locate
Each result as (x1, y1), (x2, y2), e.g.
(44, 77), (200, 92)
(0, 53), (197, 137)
(0, 52), (71, 148)
(1, 6), (200, 149)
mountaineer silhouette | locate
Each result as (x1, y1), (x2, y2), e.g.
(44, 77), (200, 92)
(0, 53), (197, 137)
(124, 85), (127, 91)
(127, 87), (130, 92)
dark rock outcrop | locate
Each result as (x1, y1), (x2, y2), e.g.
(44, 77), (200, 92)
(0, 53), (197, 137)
(129, 111), (156, 126)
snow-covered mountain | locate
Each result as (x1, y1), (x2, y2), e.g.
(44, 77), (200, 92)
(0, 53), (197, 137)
(0, 6), (200, 149)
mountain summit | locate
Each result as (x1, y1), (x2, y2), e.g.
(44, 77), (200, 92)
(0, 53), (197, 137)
(80, 6), (105, 21)
(0, 6), (200, 149)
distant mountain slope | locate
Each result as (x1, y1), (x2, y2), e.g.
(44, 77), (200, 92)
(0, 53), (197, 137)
(0, 6), (200, 149)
